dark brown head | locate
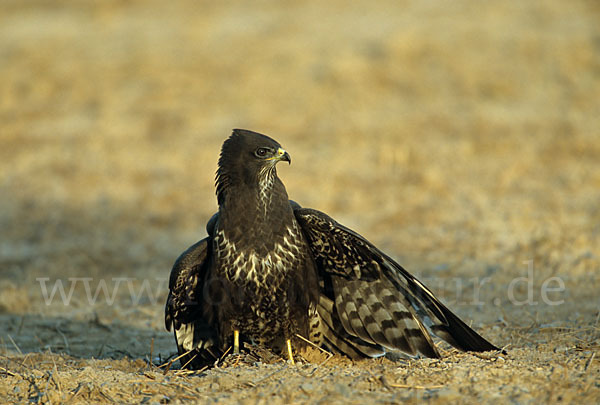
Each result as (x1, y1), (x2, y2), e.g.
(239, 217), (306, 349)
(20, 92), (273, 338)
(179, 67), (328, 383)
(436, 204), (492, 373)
(216, 129), (290, 205)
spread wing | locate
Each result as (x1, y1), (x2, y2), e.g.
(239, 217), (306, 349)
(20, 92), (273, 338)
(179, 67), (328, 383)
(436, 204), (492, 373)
(165, 237), (220, 369)
(293, 206), (500, 358)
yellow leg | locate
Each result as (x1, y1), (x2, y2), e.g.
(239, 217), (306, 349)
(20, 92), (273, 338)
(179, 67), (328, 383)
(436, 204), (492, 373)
(286, 339), (295, 365)
(233, 330), (240, 354)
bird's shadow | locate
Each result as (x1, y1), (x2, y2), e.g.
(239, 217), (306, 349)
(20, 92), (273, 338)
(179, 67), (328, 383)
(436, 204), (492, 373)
(0, 195), (200, 365)
(0, 313), (176, 364)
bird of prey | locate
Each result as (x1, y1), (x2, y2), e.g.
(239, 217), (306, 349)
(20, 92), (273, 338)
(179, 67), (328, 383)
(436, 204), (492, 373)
(165, 129), (500, 369)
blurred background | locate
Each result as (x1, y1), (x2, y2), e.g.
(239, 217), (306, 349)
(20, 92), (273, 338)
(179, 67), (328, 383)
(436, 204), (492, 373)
(0, 0), (599, 359)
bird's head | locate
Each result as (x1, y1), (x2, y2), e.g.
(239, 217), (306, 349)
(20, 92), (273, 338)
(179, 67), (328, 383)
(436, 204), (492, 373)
(216, 129), (291, 204)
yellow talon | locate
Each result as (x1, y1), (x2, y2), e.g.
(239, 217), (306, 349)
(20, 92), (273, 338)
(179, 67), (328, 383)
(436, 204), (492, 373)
(234, 330), (240, 354)
(286, 339), (295, 365)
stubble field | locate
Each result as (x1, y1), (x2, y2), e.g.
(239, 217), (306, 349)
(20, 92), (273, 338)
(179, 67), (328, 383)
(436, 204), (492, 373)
(0, 0), (599, 403)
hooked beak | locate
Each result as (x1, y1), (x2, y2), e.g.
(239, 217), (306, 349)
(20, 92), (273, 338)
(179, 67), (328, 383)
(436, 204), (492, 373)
(276, 147), (291, 164)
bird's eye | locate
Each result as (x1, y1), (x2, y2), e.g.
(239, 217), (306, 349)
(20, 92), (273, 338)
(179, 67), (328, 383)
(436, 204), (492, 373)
(255, 148), (269, 157)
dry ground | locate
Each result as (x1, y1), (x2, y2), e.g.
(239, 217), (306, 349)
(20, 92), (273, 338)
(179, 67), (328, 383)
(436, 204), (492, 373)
(1, 0), (599, 403)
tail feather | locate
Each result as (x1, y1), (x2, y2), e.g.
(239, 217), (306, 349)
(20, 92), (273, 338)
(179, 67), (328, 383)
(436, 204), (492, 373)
(428, 303), (499, 352)
(315, 295), (385, 358)
(381, 257), (501, 353)
(332, 278), (440, 357)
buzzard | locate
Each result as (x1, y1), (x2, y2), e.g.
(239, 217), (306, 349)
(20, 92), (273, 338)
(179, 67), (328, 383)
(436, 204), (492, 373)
(165, 129), (500, 369)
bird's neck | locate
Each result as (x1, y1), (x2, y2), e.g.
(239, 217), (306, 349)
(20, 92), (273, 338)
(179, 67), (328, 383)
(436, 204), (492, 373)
(218, 172), (292, 244)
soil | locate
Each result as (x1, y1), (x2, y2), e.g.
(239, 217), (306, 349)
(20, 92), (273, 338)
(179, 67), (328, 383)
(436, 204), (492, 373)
(1, 0), (599, 403)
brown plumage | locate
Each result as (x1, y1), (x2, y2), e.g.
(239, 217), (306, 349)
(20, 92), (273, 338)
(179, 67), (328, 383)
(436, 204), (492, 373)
(165, 129), (500, 369)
